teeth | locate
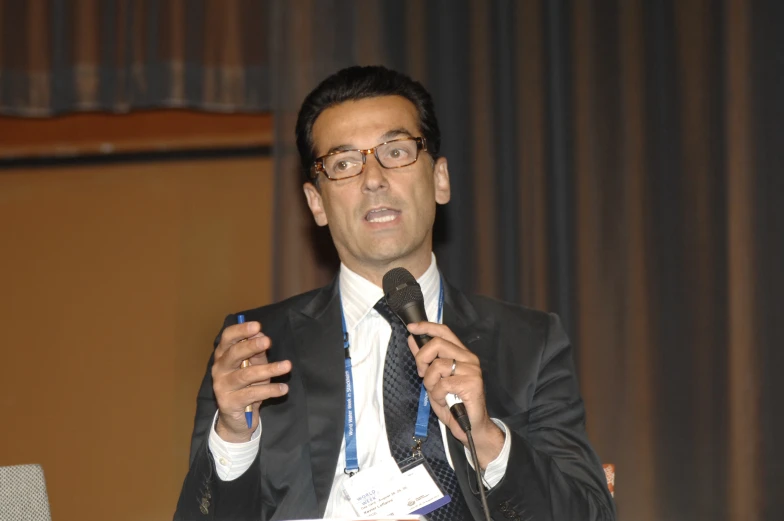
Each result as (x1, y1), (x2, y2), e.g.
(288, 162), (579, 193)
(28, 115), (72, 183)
(368, 215), (396, 223)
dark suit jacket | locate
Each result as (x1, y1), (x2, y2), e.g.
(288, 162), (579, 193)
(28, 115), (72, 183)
(175, 277), (616, 521)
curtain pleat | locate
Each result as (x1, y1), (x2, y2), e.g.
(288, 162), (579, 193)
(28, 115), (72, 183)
(516, 0), (549, 312)
(616, 1), (658, 518)
(726, 0), (760, 519)
(468, 0), (498, 298)
(750, 4), (784, 519)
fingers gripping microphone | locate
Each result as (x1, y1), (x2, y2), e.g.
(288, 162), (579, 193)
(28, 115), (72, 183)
(382, 267), (471, 433)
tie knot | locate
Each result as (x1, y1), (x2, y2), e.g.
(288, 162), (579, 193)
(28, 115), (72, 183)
(373, 297), (403, 327)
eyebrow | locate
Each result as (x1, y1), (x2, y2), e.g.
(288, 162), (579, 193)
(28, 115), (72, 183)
(324, 128), (415, 155)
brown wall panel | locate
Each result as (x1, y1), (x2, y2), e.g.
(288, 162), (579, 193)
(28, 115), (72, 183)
(0, 156), (274, 521)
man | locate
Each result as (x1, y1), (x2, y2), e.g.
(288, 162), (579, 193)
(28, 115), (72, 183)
(175, 66), (615, 521)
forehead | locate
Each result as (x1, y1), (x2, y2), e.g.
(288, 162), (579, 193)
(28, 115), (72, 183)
(312, 95), (420, 154)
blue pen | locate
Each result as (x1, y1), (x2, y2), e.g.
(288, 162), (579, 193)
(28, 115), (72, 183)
(237, 314), (253, 429)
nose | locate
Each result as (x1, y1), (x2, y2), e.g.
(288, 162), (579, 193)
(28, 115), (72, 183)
(361, 153), (389, 192)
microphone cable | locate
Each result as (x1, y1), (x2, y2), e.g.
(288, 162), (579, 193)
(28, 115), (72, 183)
(450, 403), (492, 521)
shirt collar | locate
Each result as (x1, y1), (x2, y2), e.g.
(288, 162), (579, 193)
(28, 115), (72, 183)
(339, 253), (441, 331)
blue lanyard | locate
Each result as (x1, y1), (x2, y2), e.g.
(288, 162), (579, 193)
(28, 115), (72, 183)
(341, 308), (360, 474)
(341, 277), (444, 474)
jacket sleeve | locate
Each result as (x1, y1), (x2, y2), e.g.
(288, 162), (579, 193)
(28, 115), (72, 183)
(173, 317), (263, 521)
(473, 313), (616, 521)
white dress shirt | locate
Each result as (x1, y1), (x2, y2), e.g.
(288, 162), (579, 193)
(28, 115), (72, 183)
(209, 254), (511, 517)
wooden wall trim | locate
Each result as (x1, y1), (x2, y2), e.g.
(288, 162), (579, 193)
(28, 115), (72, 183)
(0, 110), (273, 160)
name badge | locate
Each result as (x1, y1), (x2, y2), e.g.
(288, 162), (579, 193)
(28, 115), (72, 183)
(342, 456), (450, 518)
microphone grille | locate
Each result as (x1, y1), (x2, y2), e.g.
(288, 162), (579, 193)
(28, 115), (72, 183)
(382, 267), (424, 314)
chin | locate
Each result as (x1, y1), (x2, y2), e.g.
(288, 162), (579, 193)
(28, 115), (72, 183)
(348, 232), (429, 267)
(368, 250), (410, 265)
(365, 242), (422, 266)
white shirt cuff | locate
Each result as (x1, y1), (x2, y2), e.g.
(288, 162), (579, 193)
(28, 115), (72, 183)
(463, 418), (511, 489)
(208, 410), (262, 481)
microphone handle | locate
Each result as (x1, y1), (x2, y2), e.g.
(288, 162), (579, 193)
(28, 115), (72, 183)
(412, 333), (432, 347)
(445, 393), (463, 408)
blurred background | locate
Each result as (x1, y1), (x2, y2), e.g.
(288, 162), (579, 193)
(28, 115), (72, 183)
(0, 1), (782, 520)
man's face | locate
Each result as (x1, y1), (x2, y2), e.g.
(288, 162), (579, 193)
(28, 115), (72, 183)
(303, 95), (450, 281)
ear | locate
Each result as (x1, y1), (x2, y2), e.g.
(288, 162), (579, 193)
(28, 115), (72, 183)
(433, 157), (451, 205)
(303, 182), (329, 227)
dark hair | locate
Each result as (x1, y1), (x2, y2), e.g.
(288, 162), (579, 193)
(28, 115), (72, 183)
(295, 65), (441, 182)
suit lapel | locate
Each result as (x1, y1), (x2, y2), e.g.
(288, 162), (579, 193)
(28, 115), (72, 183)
(442, 281), (497, 519)
(288, 278), (345, 516)
(442, 279), (495, 373)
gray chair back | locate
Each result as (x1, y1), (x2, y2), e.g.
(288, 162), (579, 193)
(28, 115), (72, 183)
(0, 464), (52, 521)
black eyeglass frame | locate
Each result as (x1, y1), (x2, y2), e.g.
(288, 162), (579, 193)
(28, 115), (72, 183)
(310, 136), (428, 181)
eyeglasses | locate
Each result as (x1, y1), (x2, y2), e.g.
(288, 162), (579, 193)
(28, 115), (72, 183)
(311, 136), (427, 181)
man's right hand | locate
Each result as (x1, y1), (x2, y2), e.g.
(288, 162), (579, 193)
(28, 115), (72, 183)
(211, 320), (291, 443)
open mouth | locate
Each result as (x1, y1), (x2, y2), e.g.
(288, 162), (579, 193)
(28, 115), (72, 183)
(365, 207), (401, 223)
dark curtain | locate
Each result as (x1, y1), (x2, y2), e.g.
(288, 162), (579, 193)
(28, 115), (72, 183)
(269, 5), (784, 519)
(269, 3), (784, 520)
(0, 0), (271, 115)
(4, 1), (782, 520)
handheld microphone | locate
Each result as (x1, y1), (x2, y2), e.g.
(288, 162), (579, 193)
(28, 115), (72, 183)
(382, 267), (471, 433)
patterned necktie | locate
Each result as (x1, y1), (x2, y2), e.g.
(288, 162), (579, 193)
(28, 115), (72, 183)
(374, 298), (472, 521)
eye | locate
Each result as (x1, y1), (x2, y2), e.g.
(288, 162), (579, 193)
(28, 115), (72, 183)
(385, 147), (410, 160)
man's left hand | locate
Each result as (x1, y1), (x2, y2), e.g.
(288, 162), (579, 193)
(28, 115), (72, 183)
(406, 321), (505, 469)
